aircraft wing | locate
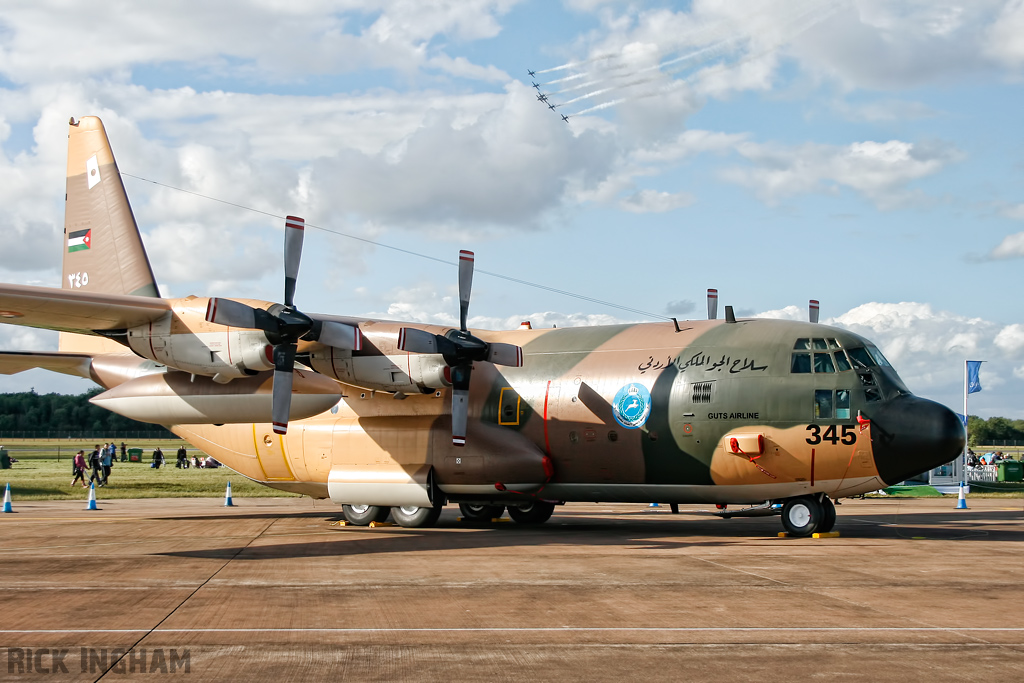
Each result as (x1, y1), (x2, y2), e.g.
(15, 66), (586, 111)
(0, 351), (93, 378)
(0, 283), (170, 335)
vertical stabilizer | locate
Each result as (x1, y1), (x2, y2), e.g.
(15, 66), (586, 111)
(63, 116), (158, 298)
(61, 116), (159, 353)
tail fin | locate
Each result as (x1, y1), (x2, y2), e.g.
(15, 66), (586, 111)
(61, 116), (160, 353)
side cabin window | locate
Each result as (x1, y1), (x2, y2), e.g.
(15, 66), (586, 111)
(792, 338), (851, 374)
(813, 389), (852, 420)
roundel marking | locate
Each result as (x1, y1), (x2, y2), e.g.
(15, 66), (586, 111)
(611, 383), (652, 430)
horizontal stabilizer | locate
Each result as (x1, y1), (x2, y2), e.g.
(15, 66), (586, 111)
(0, 351), (93, 379)
(0, 283), (169, 335)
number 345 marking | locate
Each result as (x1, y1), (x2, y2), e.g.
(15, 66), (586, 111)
(806, 424), (857, 445)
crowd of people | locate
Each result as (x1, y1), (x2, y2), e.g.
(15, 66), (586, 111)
(70, 442), (220, 487)
(967, 449), (1016, 467)
(70, 442), (121, 487)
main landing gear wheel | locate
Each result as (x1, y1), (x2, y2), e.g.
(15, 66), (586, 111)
(458, 503), (505, 522)
(391, 504), (444, 528)
(507, 501), (556, 525)
(819, 496), (837, 534)
(781, 496), (823, 537)
(342, 504), (391, 526)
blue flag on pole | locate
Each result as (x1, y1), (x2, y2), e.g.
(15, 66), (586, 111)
(967, 360), (983, 394)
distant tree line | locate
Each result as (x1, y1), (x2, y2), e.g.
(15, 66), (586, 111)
(968, 415), (1024, 447)
(0, 389), (171, 436)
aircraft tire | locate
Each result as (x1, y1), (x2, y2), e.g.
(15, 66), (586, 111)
(780, 496), (822, 537)
(391, 504), (443, 528)
(458, 503), (505, 522)
(819, 496), (837, 533)
(342, 504), (391, 526)
(507, 501), (555, 525)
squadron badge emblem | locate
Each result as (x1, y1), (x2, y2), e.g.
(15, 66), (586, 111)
(612, 383), (652, 429)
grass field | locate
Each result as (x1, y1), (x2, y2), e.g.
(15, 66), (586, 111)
(0, 439), (300, 501)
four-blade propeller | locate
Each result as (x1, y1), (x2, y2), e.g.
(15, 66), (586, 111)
(205, 216), (361, 434)
(397, 250), (523, 446)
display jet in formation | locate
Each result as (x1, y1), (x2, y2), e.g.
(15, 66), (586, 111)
(0, 117), (965, 535)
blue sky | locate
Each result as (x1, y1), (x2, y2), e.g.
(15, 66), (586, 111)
(0, 0), (1022, 418)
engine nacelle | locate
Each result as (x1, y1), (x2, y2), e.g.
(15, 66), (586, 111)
(126, 298), (276, 381)
(91, 368), (341, 424)
(309, 346), (450, 394)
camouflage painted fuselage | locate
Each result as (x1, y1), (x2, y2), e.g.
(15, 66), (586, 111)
(170, 316), (965, 507)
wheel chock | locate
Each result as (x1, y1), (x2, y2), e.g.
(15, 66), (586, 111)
(368, 521), (395, 528)
(812, 531), (841, 539)
(777, 532), (789, 537)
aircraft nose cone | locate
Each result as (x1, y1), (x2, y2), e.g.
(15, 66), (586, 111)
(869, 396), (966, 485)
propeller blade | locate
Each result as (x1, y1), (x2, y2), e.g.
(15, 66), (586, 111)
(206, 297), (258, 329)
(397, 327), (440, 354)
(450, 364), (472, 447)
(271, 343), (296, 435)
(486, 342), (523, 368)
(458, 250), (474, 332)
(283, 216), (305, 308)
(707, 289), (718, 320)
(313, 320), (362, 351)
(809, 299), (820, 324)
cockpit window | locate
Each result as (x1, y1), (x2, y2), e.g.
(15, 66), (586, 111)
(827, 338), (842, 349)
(866, 344), (892, 368)
(846, 347), (875, 368)
(813, 353), (835, 373)
(836, 389), (851, 419)
(834, 351), (852, 372)
(794, 338), (811, 350)
(791, 353), (811, 373)
(814, 390), (833, 419)
(812, 338), (828, 350)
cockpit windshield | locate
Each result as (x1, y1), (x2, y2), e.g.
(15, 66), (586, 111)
(846, 344), (893, 369)
(846, 347), (874, 368)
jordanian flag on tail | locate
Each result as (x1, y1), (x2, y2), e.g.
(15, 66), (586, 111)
(67, 229), (91, 253)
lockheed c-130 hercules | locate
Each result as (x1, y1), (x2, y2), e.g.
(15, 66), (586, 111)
(0, 116), (965, 536)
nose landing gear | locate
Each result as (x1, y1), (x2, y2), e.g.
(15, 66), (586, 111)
(780, 494), (837, 537)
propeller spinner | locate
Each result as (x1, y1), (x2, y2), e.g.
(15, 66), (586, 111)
(205, 216), (361, 434)
(397, 250), (523, 447)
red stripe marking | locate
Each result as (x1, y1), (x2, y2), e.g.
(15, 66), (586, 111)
(285, 216), (305, 230)
(459, 250), (474, 261)
(543, 380), (552, 456)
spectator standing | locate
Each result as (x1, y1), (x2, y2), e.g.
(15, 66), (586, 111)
(120, 442), (127, 462)
(152, 447), (164, 469)
(176, 445), (188, 469)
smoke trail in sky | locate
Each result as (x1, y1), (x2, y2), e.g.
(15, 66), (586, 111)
(537, 0), (844, 120)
